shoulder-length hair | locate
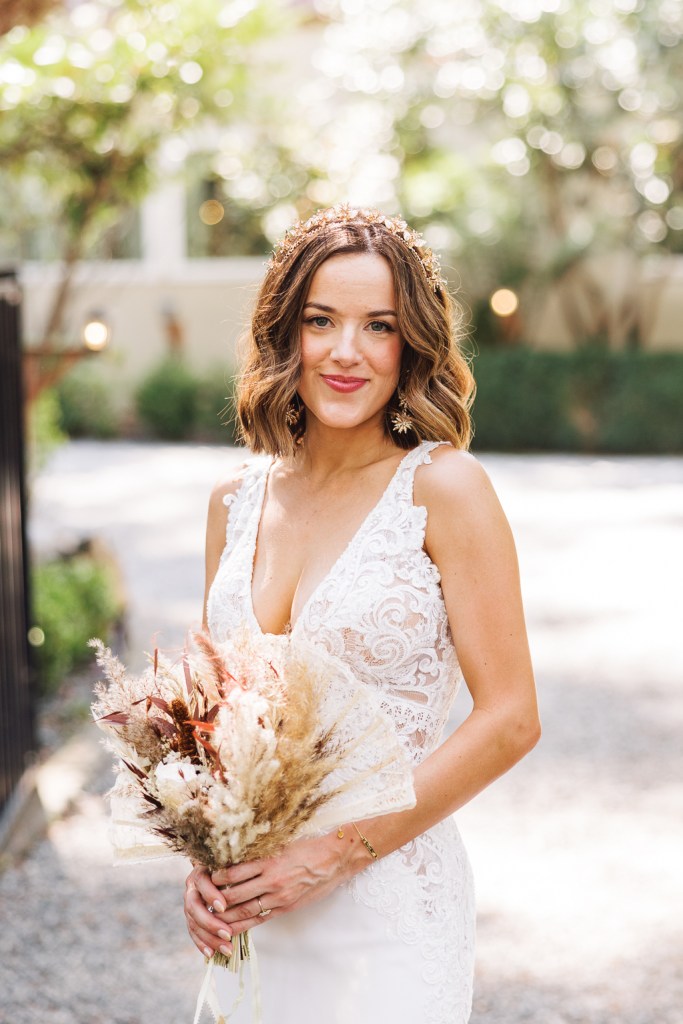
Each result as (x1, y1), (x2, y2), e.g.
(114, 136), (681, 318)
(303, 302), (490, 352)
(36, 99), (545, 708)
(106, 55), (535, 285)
(236, 215), (475, 456)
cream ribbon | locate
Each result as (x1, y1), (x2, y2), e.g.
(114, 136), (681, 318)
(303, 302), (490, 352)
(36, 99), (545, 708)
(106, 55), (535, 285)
(193, 934), (261, 1024)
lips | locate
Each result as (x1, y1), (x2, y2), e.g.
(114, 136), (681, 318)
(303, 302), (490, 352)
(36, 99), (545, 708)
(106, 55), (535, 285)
(321, 375), (367, 393)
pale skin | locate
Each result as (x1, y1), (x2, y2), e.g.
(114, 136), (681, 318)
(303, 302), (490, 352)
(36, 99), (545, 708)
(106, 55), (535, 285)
(183, 252), (541, 961)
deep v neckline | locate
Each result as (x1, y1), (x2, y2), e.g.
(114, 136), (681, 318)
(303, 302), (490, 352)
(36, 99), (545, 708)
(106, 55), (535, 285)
(247, 445), (424, 638)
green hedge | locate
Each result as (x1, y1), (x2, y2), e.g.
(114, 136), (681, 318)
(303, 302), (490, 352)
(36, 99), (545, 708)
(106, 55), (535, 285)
(56, 363), (120, 439)
(27, 388), (67, 472)
(135, 358), (238, 443)
(471, 348), (683, 453)
(54, 348), (683, 454)
(31, 551), (123, 695)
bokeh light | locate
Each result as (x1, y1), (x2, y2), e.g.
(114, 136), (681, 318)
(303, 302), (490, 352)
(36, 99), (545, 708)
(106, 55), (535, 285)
(490, 289), (519, 317)
(82, 315), (110, 351)
(199, 199), (225, 225)
(27, 626), (45, 647)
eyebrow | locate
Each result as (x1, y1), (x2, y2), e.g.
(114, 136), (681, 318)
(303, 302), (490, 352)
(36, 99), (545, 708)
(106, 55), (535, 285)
(304, 302), (398, 317)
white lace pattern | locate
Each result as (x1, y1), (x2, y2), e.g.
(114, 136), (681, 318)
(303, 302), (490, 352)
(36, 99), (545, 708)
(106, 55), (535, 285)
(207, 441), (476, 1024)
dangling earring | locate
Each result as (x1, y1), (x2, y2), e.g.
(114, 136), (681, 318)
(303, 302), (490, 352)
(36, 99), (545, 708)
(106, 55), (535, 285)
(390, 389), (414, 435)
(285, 398), (301, 427)
(285, 394), (305, 443)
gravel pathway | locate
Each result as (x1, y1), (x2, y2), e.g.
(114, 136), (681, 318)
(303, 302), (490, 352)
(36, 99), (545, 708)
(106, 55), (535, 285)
(1, 441), (681, 1024)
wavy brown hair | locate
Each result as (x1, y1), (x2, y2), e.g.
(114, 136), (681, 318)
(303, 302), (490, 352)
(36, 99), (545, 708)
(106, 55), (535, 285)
(236, 211), (475, 456)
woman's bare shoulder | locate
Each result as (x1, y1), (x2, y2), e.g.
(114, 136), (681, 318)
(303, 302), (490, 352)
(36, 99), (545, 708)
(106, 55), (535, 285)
(209, 461), (251, 506)
(415, 446), (497, 515)
(415, 445), (513, 564)
(206, 460), (253, 532)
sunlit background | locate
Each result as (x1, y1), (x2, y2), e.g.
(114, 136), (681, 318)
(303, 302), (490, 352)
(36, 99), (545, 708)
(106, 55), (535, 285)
(1, 0), (683, 400)
(1, 3), (682, 1024)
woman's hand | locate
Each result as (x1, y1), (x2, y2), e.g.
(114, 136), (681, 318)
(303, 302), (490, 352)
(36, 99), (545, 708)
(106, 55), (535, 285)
(183, 832), (362, 954)
(207, 832), (364, 939)
(184, 864), (235, 959)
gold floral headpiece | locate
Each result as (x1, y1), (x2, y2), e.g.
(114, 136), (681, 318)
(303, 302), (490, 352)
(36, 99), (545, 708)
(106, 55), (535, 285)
(268, 203), (446, 292)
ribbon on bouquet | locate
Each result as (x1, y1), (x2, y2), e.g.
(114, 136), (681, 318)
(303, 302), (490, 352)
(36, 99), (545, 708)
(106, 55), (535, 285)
(193, 932), (262, 1024)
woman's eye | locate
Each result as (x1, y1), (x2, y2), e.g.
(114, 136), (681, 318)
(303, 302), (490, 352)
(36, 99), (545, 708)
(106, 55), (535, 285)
(368, 320), (393, 333)
(306, 315), (330, 328)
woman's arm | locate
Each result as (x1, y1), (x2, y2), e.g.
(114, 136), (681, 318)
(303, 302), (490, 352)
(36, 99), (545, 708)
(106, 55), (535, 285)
(355, 447), (540, 853)
(186, 449), (540, 950)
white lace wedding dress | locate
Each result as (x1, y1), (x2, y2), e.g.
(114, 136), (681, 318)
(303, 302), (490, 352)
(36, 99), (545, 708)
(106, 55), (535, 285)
(206, 440), (476, 1024)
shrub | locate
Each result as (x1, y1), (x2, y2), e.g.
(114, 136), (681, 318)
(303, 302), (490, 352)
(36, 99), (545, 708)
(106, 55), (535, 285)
(597, 353), (683, 453)
(56, 363), (120, 438)
(135, 357), (199, 440)
(27, 388), (66, 473)
(471, 349), (579, 451)
(470, 346), (683, 453)
(31, 550), (123, 695)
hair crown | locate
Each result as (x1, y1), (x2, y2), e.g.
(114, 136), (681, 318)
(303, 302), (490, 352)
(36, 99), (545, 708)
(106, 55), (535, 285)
(268, 203), (446, 292)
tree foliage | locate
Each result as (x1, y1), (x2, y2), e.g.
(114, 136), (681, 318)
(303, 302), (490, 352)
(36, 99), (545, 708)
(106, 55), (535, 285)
(2, 0), (682, 349)
(0, 0), (287, 340)
(308, 0), (683, 344)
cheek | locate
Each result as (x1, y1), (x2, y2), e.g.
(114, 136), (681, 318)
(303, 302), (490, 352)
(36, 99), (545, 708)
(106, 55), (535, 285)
(372, 337), (403, 380)
(299, 332), (325, 369)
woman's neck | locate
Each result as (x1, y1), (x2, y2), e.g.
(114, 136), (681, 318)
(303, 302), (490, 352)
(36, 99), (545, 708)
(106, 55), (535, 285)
(292, 419), (403, 481)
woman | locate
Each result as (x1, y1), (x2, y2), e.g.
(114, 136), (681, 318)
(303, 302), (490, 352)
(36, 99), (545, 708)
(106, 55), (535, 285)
(183, 204), (540, 1023)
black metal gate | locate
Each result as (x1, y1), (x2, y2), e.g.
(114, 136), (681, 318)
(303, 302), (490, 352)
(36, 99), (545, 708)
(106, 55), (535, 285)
(0, 269), (34, 817)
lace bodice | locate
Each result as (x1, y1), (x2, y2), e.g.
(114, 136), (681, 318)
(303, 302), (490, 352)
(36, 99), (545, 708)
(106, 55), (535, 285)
(207, 441), (463, 764)
(206, 440), (475, 1024)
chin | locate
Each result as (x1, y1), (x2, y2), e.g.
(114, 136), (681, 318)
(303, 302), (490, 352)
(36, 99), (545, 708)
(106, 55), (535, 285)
(318, 415), (370, 432)
(307, 405), (382, 432)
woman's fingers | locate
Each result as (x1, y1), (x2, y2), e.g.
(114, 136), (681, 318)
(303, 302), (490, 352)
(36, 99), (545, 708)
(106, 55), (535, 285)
(211, 859), (265, 889)
(185, 865), (243, 960)
(187, 919), (233, 958)
(215, 876), (271, 910)
(185, 890), (234, 959)
(228, 906), (281, 938)
(217, 891), (276, 927)
(188, 868), (228, 913)
(185, 886), (228, 932)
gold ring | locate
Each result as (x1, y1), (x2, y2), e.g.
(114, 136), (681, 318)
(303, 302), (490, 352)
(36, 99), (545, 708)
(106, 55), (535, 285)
(257, 897), (271, 918)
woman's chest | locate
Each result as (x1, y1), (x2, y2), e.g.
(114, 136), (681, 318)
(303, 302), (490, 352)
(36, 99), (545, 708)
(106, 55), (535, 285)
(251, 464), (413, 635)
(251, 498), (368, 635)
(210, 495), (447, 646)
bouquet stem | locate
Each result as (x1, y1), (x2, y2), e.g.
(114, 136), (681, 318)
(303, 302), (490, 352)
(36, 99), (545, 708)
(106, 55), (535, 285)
(212, 930), (250, 972)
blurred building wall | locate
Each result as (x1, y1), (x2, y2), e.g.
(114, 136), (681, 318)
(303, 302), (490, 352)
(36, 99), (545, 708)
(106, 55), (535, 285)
(20, 182), (262, 390)
(529, 253), (683, 351)
(19, 181), (683, 380)
(21, 258), (261, 375)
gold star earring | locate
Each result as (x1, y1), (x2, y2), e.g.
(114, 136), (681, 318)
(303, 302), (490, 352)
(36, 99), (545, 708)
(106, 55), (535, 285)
(390, 389), (414, 435)
(285, 398), (301, 427)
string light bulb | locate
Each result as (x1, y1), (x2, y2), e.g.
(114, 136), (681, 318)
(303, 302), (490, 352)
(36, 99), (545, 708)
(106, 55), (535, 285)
(82, 312), (110, 351)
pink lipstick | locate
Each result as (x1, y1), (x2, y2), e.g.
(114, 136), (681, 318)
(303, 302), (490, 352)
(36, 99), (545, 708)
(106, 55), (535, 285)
(321, 375), (366, 393)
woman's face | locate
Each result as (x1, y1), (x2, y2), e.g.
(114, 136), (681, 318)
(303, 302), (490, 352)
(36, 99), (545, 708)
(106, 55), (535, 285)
(297, 252), (403, 436)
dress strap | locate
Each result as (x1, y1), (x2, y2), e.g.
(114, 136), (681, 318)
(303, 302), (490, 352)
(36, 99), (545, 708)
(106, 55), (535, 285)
(392, 440), (450, 504)
(219, 456), (272, 565)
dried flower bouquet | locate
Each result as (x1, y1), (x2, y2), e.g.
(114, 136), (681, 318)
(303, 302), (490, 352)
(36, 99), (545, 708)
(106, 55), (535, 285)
(91, 630), (415, 977)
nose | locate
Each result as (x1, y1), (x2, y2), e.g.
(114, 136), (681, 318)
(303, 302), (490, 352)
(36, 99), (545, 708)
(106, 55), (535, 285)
(330, 321), (363, 366)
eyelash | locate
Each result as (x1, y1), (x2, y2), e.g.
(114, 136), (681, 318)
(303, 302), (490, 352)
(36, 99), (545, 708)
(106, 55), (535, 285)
(303, 316), (395, 334)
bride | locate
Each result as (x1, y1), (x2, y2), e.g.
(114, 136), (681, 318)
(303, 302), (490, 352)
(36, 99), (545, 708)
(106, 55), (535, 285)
(183, 205), (540, 1023)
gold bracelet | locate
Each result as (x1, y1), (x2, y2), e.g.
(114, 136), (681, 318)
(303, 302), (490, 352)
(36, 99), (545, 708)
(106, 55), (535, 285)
(336, 823), (379, 860)
(352, 822), (378, 860)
